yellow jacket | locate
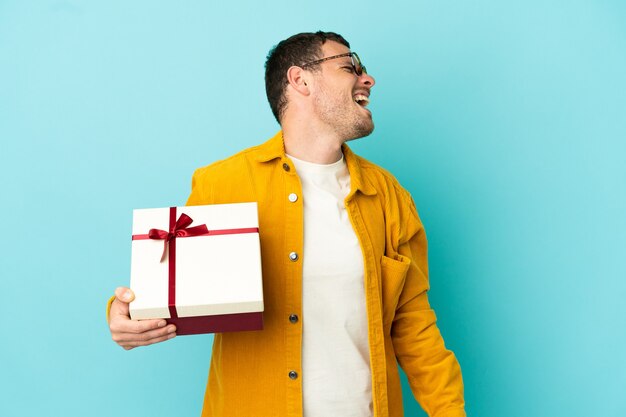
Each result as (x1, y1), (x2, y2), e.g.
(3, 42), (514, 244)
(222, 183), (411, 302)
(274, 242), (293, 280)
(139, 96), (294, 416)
(184, 131), (465, 417)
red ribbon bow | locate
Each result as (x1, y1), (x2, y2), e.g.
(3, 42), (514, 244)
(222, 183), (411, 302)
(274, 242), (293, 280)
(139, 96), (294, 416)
(148, 213), (209, 262)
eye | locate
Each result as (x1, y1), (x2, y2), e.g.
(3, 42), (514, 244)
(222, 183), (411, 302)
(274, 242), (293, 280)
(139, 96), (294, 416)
(342, 66), (356, 74)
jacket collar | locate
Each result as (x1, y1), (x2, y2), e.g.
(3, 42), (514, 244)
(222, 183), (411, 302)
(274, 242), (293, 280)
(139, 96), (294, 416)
(253, 130), (286, 163)
(255, 131), (377, 196)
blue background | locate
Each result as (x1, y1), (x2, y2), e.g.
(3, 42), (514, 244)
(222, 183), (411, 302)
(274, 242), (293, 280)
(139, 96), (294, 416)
(1, 1), (625, 416)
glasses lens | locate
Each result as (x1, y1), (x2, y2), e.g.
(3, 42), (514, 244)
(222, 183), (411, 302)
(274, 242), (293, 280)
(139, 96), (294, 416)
(352, 53), (366, 75)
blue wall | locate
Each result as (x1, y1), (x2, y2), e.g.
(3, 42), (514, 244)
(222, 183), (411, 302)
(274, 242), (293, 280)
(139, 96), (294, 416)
(1, 1), (625, 416)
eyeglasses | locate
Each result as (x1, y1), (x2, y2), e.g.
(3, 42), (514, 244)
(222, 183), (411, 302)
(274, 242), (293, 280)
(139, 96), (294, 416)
(301, 52), (367, 76)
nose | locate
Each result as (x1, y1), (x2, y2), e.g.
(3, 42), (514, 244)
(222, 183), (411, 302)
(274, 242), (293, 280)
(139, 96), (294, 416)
(360, 72), (375, 87)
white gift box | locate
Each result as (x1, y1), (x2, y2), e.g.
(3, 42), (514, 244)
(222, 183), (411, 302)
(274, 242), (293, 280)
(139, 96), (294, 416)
(129, 203), (264, 335)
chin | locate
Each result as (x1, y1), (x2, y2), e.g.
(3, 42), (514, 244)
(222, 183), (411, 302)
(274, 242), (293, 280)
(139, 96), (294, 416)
(346, 122), (375, 142)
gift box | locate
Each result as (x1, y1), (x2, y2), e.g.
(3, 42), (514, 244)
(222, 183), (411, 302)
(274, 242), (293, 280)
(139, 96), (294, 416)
(129, 203), (264, 335)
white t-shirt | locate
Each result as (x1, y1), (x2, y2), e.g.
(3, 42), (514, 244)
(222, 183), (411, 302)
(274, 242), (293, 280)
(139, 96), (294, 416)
(289, 154), (373, 417)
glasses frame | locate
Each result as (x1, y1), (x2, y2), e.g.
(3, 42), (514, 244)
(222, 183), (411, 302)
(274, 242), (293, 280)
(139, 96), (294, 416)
(301, 52), (367, 76)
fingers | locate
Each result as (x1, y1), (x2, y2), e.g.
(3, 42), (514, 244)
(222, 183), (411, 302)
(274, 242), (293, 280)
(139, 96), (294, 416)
(110, 313), (169, 334)
(115, 286), (135, 303)
(112, 324), (177, 350)
(111, 287), (134, 317)
(121, 332), (176, 350)
(109, 286), (177, 349)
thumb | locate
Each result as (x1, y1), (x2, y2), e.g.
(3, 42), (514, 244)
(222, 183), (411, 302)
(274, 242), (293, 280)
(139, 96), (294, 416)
(115, 286), (135, 304)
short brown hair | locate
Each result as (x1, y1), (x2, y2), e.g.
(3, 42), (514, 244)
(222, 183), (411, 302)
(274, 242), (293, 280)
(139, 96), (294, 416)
(264, 31), (350, 123)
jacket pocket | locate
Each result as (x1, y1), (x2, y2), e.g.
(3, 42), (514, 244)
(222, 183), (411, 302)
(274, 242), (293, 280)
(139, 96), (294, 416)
(380, 255), (410, 326)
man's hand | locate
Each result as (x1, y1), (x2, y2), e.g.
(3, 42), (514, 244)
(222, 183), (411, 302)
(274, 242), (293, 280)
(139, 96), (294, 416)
(109, 287), (177, 350)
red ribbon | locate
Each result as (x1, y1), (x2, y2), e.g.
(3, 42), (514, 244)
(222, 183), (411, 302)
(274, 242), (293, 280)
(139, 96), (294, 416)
(148, 212), (209, 263)
(132, 207), (259, 319)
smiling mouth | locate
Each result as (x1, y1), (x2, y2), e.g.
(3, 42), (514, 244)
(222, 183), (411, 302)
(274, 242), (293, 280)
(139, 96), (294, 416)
(354, 94), (370, 107)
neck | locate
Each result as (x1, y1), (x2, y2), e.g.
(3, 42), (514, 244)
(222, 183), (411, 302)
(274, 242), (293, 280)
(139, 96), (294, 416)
(281, 120), (344, 164)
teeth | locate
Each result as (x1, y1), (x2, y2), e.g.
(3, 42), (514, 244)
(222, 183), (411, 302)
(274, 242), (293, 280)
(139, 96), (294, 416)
(354, 94), (370, 106)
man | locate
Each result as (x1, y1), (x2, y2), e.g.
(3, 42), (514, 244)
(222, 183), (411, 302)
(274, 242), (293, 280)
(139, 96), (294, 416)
(108, 31), (465, 417)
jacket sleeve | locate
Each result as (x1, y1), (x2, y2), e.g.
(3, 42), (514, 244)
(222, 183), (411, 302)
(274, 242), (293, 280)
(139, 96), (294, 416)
(390, 196), (466, 417)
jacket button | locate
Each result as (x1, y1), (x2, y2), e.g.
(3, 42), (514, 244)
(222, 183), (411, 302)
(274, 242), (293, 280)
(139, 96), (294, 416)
(288, 193), (298, 202)
(288, 370), (298, 380)
(289, 252), (299, 261)
(282, 163), (290, 172)
(289, 314), (299, 324)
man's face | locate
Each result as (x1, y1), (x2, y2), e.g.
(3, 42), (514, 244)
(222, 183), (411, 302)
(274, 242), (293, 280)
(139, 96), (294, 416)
(308, 41), (376, 141)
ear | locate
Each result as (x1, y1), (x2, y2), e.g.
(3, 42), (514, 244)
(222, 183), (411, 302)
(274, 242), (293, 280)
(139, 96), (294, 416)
(286, 66), (311, 96)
